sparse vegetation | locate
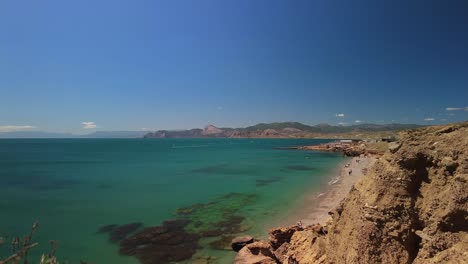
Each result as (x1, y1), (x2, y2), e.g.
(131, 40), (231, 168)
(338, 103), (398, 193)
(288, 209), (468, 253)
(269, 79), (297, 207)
(0, 222), (60, 264)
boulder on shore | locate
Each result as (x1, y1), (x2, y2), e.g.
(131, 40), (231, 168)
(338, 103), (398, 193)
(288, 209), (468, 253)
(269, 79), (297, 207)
(234, 241), (278, 264)
(231, 235), (254, 252)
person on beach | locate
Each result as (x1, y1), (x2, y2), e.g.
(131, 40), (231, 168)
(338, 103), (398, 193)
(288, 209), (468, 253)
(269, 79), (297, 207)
(349, 169), (352, 176)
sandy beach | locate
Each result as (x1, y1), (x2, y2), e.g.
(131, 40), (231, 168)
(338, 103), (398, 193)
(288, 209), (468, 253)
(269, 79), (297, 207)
(299, 155), (376, 225)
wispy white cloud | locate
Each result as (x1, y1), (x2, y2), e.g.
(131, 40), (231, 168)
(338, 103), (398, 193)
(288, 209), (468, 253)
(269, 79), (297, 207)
(335, 113), (345, 117)
(445, 107), (468, 111)
(354, 120), (362, 123)
(424, 118), (435, 121)
(338, 122), (347, 125)
(0, 125), (36, 132)
(82, 122), (97, 129)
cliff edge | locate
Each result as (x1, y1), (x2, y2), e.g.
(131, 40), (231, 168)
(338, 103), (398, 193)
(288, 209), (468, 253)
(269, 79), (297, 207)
(235, 122), (468, 264)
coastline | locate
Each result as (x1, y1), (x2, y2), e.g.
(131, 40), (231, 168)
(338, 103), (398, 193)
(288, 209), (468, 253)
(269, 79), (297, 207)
(271, 154), (376, 228)
(234, 122), (468, 264)
(300, 155), (376, 225)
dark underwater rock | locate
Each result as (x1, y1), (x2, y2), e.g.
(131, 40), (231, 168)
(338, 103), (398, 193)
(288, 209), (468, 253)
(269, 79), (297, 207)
(97, 224), (117, 233)
(119, 219), (199, 264)
(109, 222), (143, 242)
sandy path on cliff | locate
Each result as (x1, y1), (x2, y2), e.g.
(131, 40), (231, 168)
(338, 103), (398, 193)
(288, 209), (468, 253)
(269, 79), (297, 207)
(300, 156), (376, 225)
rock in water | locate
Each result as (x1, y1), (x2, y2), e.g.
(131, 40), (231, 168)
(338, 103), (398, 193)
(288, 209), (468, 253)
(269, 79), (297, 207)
(109, 222), (143, 242)
(231, 235), (254, 252)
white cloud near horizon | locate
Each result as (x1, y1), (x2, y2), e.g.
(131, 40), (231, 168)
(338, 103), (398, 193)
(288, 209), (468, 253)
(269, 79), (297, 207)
(338, 122), (347, 125)
(445, 107), (468, 111)
(82, 122), (97, 129)
(355, 120), (362, 123)
(424, 118), (435, 121)
(335, 113), (345, 117)
(0, 125), (36, 132)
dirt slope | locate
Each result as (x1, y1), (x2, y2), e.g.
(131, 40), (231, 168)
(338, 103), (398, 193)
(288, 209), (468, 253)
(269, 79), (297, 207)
(235, 122), (468, 264)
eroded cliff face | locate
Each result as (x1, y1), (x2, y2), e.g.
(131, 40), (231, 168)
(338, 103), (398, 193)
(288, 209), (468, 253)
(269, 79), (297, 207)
(235, 122), (468, 264)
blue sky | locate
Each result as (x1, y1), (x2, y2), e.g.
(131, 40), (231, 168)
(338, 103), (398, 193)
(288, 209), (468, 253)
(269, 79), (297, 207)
(1, 0), (467, 133)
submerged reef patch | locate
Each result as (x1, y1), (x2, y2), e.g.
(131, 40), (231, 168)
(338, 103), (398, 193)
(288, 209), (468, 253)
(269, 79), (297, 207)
(98, 192), (256, 263)
(106, 222), (143, 243)
(175, 192), (255, 237)
(119, 219), (199, 264)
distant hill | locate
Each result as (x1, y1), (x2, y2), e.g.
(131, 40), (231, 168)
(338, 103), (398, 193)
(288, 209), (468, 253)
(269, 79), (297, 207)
(0, 123), (424, 139)
(143, 122), (424, 139)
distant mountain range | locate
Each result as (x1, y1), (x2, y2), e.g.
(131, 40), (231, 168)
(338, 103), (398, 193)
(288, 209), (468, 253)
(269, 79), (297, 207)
(143, 122), (424, 139)
(0, 123), (424, 139)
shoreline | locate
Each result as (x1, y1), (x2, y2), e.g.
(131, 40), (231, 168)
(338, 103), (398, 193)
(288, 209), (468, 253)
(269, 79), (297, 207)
(273, 154), (376, 228)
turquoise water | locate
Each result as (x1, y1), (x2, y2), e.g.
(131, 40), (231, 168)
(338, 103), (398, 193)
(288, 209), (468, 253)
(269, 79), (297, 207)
(0, 138), (344, 263)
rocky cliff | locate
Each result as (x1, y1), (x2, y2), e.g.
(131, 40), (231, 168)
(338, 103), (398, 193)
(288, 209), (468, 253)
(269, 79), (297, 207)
(235, 122), (468, 263)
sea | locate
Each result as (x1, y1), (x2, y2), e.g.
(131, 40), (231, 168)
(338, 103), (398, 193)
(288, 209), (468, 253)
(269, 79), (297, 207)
(0, 138), (345, 263)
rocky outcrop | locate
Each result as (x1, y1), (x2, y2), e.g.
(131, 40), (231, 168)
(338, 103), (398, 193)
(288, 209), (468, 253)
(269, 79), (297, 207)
(269, 225), (304, 250)
(234, 241), (278, 264)
(201, 125), (224, 135)
(231, 236), (254, 252)
(235, 122), (468, 263)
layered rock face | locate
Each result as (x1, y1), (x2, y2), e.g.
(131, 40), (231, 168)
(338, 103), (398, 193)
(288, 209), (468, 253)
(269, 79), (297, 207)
(235, 122), (468, 264)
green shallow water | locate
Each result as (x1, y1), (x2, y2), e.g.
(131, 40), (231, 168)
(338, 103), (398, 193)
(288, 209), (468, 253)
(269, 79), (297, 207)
(0, 138), (344, 263)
